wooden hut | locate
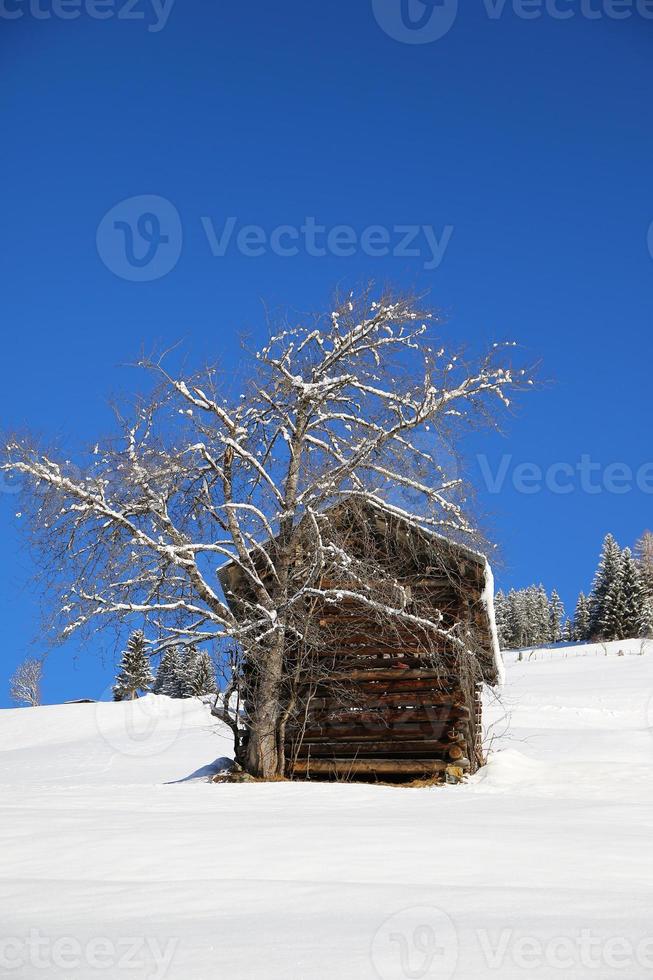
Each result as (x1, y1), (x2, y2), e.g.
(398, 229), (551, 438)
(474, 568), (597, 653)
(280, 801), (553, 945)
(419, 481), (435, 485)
(219, 498), (502, 783)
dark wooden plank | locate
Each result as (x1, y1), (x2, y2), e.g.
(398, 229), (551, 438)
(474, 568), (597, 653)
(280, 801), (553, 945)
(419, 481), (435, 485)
(287, 724), (459, 742)
(299, 678), (457, 696)
(335, 669), (456, 681)
(307, 693), (466, 709)
(296, 704), (470, 725)
(290, 758), (458, 776)
(290, 739), (464, 757)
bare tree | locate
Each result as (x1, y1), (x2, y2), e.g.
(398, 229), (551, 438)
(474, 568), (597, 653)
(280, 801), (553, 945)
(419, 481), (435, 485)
(10, 658), (43, 707)
(1, 285), (531, 778)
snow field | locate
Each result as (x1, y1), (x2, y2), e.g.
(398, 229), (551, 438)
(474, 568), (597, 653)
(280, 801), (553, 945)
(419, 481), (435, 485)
(0, 639), (652, 979)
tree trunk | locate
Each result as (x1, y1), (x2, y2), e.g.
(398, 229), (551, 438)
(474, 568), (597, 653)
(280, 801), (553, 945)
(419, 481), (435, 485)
(243, 640), (286, 779)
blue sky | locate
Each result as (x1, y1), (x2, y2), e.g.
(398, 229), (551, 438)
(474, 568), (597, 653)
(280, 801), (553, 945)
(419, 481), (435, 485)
(1, 1), (652, 705)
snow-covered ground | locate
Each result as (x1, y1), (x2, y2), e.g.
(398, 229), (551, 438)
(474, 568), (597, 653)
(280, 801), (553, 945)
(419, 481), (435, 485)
(1, 639), (653, 979)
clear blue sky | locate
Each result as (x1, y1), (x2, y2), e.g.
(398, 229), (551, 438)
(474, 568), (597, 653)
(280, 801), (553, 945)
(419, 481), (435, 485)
(1, 2), (652, 705)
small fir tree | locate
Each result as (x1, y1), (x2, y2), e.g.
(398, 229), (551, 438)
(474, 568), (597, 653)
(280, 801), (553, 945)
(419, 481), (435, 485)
(153, 647), (184, 697)
(572, 592), (591, 642)
(112, 631), (154, 701)
(635, 530), (653, 598)
(549, 590), (565, 643)
(589, 534), (623, 639)
(618, 548), (646, 640)
(177, 646), (201, 698)
(494, 591), (509, 649)
(186, 651), (218, 697)
(639, 592), (653, 638)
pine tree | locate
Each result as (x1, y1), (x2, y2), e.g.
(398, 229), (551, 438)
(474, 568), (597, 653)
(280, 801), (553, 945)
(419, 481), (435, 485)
(572, 592), (591, 642)
(175, 646), (218, 697)
(589, 534), (623, 639)
(549, 589), (565, 643)
(112, 631), (154, 701)
(639, 592), (653, 639)
(618, 548), (646, 640)
(494, 590), (510, 649)
(507, 589), (527, 649)
(533, 586), (551, 646)
(153, 647), (184, 697)
(187, 651), (217, 697)
(598, 549), (627, 641)
(635, 530), (653, 598)
(176, 646), (200, 698)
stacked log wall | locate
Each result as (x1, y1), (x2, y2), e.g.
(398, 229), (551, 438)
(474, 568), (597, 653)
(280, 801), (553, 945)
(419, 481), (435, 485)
(284, 613), (483, 782)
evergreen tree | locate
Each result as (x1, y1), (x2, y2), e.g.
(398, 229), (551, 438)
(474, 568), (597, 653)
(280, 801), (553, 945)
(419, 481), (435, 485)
(639, 591), (653, 639)
(572, 592), (591, 642)
(589, 534), (623, 639)
(618, 548), (646, 640)
(175, 646), (218, 697)
(153, 647), (184, 697)
(532, 585), (551, 646)
(494, 590), (510, 649)
(549, 589), (565, 643)
(635, 530), (653, 598)
(507, 589), (528, 649)
(177, 646), (200, 698)
(187, 651), (218, 697)
(112, 631), (154, 701)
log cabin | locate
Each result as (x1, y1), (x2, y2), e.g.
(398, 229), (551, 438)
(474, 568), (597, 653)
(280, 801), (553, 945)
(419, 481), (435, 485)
(218, 498), (502, 783)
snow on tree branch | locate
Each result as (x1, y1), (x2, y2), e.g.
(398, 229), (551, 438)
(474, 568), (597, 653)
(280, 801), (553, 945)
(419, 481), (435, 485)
(1, 283), (533, 777)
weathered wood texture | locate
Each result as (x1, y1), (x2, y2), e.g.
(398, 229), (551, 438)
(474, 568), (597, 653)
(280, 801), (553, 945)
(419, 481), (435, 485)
(284, 612), (485, 781)
(219, 500), (496, 783)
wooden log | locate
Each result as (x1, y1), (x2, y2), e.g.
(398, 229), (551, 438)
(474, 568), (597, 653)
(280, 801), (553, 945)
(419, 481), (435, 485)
(290, 758), (451, 776)
(302, 656), (445, 671)
(291, 740), (466, 758)
(288, 724), (457, 742)
(307, 692), (466, 709)
(310, 645), (446, 657)
(339, 668), (454, 681)
(301, 678), (457, 696)
(301, 711), (471, 731)
(300, 668), (455, 683)
(296, 703), (471, 725)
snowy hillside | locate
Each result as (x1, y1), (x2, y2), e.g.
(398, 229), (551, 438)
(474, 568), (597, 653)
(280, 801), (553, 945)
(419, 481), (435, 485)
(1, 641), (653, 979)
